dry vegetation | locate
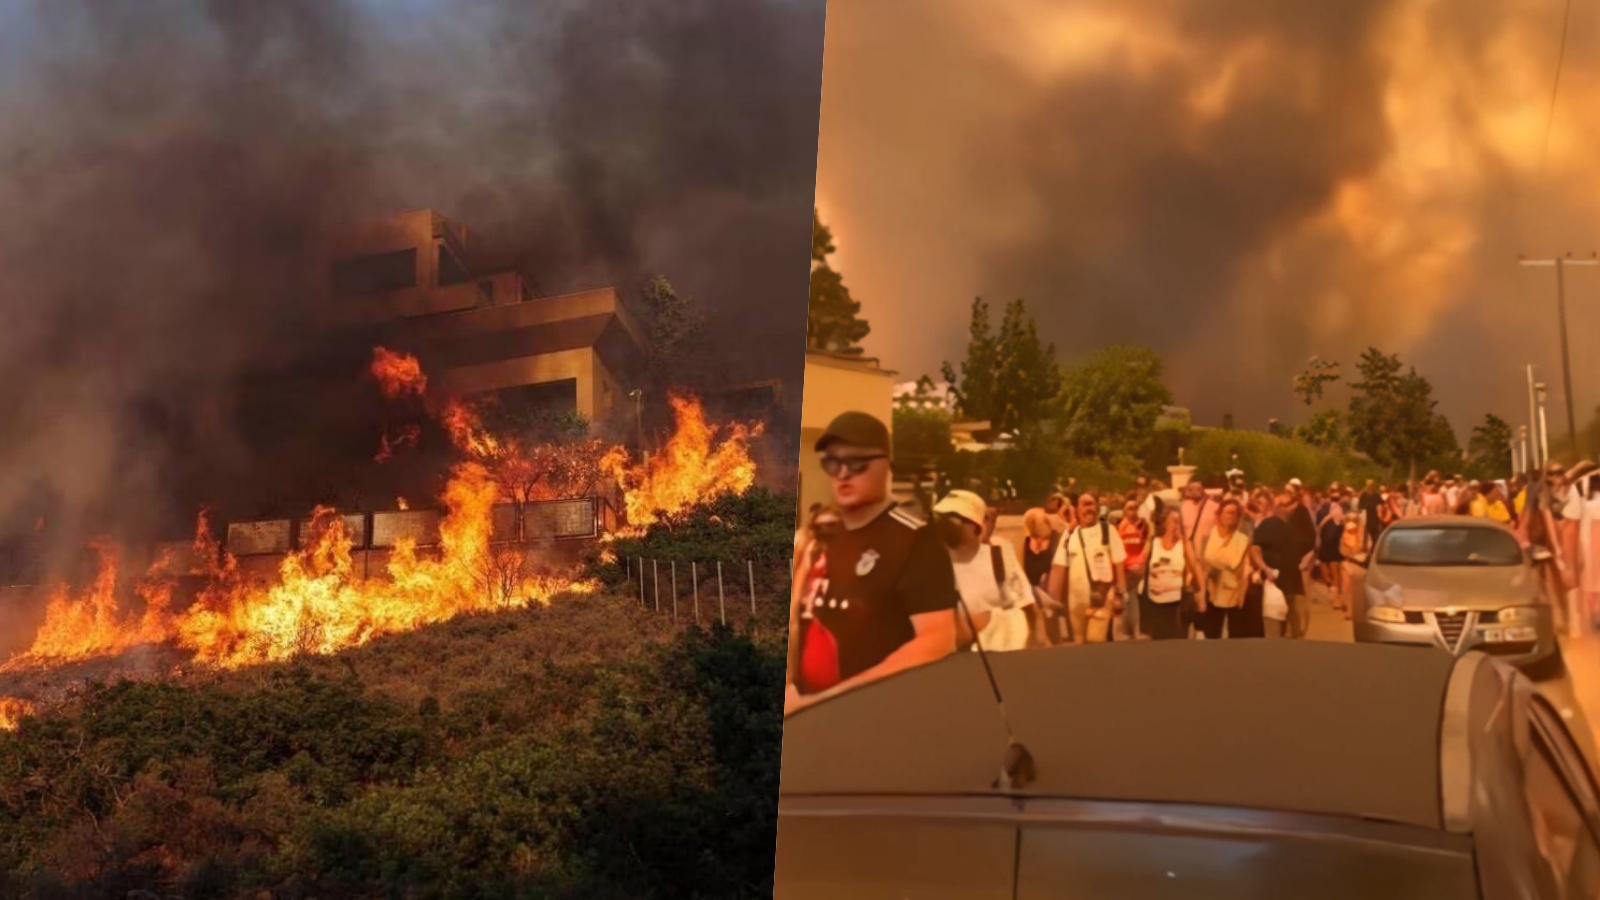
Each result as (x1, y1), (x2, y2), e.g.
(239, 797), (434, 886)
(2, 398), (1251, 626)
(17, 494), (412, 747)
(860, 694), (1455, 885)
(0, 591), (787, 899)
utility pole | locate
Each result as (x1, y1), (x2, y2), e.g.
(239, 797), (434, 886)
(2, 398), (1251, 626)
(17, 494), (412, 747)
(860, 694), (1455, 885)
(1536, 383), (1551, 467)
(1526, 365), (1541, 470)
(1519, 252), (1597, 458)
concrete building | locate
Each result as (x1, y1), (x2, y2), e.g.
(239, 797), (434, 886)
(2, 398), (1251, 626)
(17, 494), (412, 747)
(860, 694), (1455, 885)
(799, 351), (897, 518)
(319, 209), (644, 423)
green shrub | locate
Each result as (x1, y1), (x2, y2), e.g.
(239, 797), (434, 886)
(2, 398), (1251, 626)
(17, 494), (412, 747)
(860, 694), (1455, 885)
(0, 603), (785, 899)
(1183, 427), (1384, 487)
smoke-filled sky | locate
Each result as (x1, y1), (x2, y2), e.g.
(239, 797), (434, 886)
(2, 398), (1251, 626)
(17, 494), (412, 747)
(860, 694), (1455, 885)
(816, 0), (1600, 441)
(0, 0), (822, 550)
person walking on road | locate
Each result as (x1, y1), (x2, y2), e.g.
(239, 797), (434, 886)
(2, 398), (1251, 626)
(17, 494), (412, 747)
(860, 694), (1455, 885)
(1118, 497), (1151, 639)
(1251, 490), (1316, 639)
(1022, 508), (1068, 643)
(1048, 491), (1129, 644)
(786, 412), (961, 717)
(1198, 499), (1255, 639)
(1139, 507), (1207, 640)
(934, 490), (1047, 652)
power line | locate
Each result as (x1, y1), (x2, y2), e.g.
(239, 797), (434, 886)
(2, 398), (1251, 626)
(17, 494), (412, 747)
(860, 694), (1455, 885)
(1539, 0), (1577, 172)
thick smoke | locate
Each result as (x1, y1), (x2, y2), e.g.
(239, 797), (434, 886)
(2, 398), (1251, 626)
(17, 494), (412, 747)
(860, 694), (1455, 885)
(817, 0), (1600, 436)
(0, 0), (824, 572)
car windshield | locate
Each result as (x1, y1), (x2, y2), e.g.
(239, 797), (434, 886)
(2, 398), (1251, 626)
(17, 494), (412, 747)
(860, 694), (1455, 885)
(1376, 527), (1523, 567)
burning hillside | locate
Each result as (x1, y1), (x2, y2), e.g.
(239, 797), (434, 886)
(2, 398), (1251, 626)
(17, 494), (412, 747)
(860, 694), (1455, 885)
(0, 349), (761, 728)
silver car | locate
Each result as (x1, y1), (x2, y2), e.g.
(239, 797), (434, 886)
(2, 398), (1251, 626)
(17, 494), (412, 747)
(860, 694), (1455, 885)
(1354, 516), (1563, 680)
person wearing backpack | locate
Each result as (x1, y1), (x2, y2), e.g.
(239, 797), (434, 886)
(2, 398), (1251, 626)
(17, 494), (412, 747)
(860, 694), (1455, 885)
(934, 490), (1046, 651)
(1048, 491), (1129, 644)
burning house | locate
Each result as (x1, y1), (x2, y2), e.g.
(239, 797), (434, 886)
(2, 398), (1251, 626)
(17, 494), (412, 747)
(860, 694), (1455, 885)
(318, 209), (645, 426)
(0, 212), (766, 688)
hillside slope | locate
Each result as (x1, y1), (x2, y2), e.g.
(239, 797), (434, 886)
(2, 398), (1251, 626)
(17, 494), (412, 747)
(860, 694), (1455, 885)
(0, 593), (786, 899)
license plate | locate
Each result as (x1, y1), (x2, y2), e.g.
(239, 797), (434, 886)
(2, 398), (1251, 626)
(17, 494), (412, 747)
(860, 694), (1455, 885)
(1483, 626), (1536, 643)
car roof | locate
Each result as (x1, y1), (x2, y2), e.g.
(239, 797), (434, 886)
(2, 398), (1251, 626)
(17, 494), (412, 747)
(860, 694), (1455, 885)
(1386, 515), (1513, 532)
(780, 641), (1457, 830)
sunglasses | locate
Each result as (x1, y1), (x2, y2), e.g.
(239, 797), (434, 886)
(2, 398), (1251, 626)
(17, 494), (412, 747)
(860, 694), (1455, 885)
(821, 454), (886, 478)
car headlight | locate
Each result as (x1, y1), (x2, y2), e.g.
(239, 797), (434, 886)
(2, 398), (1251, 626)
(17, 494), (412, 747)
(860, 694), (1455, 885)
(1369, 606), (1408, 624)
(1497, 606), (1540, 624)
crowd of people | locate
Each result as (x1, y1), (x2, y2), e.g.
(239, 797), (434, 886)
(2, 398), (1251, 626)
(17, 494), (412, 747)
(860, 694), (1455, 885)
(785, 410), (1600, 717)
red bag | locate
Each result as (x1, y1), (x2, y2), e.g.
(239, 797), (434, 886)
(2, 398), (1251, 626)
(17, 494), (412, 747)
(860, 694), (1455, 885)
(797, 550), (841, 694)
(798, 618), (841, 694)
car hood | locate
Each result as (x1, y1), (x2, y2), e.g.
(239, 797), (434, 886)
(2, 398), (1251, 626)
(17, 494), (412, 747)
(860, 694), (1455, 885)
(1365, 562), (1537, 610)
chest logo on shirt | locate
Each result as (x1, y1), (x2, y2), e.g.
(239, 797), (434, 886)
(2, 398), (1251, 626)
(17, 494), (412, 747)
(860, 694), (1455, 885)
(855, 549), (880, 577)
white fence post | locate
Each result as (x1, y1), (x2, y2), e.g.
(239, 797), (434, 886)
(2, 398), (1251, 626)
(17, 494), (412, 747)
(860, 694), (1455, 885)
(671, 560), (678, 623)
(717, 561), (726, 626)
(748, 560), (756, 616)
(692, 562), (700, 624)
(652, 559), (660, 612)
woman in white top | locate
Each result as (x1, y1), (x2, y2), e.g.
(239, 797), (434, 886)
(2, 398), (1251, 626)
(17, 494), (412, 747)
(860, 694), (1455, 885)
(1198, 498), (1255, 639)
(1139, 508), (1207, 640)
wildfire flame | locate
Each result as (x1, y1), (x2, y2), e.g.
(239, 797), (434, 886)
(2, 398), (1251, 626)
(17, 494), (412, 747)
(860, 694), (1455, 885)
(369, 346), (427, 400)
(1, 359), (758, 680)
(0, 697), (34, 731)
(375, 424), (421, 463)
(2, 465), (592, 673)
(602, 393), (761, 528)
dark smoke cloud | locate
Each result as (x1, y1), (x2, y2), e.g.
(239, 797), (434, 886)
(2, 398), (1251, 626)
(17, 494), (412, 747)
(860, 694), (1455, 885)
(0, 0), (823, 567)
(817, 0), (1600, 440)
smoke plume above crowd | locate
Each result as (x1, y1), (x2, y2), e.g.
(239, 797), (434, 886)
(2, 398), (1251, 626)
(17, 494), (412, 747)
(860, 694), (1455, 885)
(816, 0), (1600, 434)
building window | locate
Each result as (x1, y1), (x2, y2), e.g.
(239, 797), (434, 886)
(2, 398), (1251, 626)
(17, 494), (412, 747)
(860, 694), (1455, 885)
(331, 248), (417, 294)
(437, 245), (469, 286)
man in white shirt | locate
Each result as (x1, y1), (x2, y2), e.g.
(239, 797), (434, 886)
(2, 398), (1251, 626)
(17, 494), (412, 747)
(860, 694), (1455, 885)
(933, 490), (1043, 650)
(1181, 481), (1217, 547)
(1048, 491), (1129, 644)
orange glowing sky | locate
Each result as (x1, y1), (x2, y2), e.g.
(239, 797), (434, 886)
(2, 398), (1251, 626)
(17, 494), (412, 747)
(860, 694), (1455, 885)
(815, 0), (1600, 435)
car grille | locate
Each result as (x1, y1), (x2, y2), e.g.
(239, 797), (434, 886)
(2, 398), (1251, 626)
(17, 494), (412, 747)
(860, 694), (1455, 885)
(1434, 612), (1470, 651)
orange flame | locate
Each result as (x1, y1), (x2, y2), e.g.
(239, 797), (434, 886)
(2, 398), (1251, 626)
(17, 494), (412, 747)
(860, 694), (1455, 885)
(369, 347), (427, 400)
(2, 466), (594, 673)
(602, 393), (761, 528)
(439, 399), (502, 459)
(396, 497), (410, 511)
(375, 424), (421, 463)
(0, 697), (34, 731)
(1, 364), (756, 679)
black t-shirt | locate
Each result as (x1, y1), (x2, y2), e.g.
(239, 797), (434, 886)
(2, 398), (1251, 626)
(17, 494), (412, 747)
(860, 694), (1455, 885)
(813, 505), (960, 683)
(1252, 515), (1313, 595)
(1022, 534), (1059, 589)
(1290, 504), (1317, 549)
(1359, 492), (1384, 536)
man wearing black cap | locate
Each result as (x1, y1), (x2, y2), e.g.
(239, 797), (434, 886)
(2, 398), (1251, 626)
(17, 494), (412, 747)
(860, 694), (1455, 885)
(786, 411), (960, 716)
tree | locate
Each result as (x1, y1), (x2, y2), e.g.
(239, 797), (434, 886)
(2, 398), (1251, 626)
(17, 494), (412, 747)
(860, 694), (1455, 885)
(1056, 344), (1173, 464)
(1346, 348), (1457, 474)
(807, 210), (870, 354)
(1292, 356), (1342, 406)
(940, 298), (1060, 435)
(637, 275), (709, 387)
(1467, 413), (1514, 480)
(1295, 408), (1348, 450)
(891, 405), (952, 476)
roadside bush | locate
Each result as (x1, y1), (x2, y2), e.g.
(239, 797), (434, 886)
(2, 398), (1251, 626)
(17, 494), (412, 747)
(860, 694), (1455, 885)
(1185, 427), (1384, 487)
(591, 488), (795, 597)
